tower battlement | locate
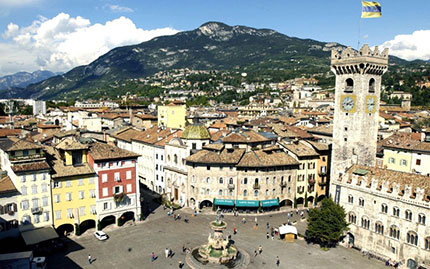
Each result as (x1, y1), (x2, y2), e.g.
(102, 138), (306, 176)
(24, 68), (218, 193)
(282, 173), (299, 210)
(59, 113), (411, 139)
(331, 44), (389, 75)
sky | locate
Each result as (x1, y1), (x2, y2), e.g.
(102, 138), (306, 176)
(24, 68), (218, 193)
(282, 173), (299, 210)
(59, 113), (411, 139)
(0, 0), (429, 76)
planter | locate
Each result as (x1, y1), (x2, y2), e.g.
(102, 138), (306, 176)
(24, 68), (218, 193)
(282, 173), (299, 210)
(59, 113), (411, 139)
(113, 192), (125, 203)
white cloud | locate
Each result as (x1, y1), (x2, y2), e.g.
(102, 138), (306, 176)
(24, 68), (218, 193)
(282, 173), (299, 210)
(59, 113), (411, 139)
(0, 0), (39, 7)
(106, 4), (134, 13)
(380, 30), (430, 61)
(0, 12), (179, 76)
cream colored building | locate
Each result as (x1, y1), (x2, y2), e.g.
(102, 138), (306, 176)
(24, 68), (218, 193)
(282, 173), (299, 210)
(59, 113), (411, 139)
(158, 101), (186, 129)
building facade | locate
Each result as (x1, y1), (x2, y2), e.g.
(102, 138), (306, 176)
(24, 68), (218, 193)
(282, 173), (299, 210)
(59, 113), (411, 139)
(157, 101), (186, 129)
(0, 175), (19, 239)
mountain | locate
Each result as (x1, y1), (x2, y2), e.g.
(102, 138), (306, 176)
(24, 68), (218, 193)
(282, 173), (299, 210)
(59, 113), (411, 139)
(0, 70), (59, 91)
(0, 22), (417, 100)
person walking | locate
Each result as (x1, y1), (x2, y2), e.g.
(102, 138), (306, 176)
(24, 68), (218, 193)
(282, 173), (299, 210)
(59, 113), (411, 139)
(88, 254), (91, 265)
(266, 222), (270, 229)
(254, 250), (258, 257)
(266, 232), (270, 239)
(276, 256), (280, 267)
(165, 248), (169, 258)
(258, 245), (263, 254)
(254, 217), (258, 223)
(169, 248), (173, 258)
(233, 227), (237, 235)
(151, 252), (156, 262)
(242, 217), (246, 224)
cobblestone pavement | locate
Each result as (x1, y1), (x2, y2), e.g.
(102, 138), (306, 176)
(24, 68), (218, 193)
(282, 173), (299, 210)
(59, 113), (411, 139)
(47, 204), (387, 269)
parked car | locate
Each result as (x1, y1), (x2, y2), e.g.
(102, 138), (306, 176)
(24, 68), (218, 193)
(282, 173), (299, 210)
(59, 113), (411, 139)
(94, 231), (108, 241)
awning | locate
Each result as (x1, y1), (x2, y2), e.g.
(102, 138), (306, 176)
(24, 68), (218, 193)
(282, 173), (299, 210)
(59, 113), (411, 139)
(21, 226), (59, 245)
(261, 199), (279, 207)
(235, 200), (259, 207)
(214, 199), (234, 206)
(279, 225), (297, 235)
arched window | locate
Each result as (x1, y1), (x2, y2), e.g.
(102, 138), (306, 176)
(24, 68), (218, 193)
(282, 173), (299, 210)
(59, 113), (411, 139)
(369, 78), (375, 92)
(425, 237), (430, 250)
(265, 189), (269, 196)
(206, 188), (210, 195)
(407, 231), (418, 246)
(348, 212), (357, 224)
(206, 177), (210, 184)
(361, 216), (370, 229)
(254, 190), (259, 197)
(254, 178), (259, 185)
(345, 78), (354, 92)
(243, 178), (248, 184)
(393, 206), (400, 217)
(359, 197), (364, 207)
(389, 225), (400, 240)
(418, 213), (426, 225)
(273, 177), (276, 184)
(174, 154), (178, 164)
(266, 177), (269, 185)
(381, 203), (388, 213)
(219, 189), (223, 196)
(375, 222), (384, 235)
(219, 178), (223, 184)
(229, 178), (233, 184)
(168, 155), (171, 162)
(243, 190), (248, 196)
(405, 210), (413, 221)
(348, 195), (353, 204)
(273, 189), (276, 195)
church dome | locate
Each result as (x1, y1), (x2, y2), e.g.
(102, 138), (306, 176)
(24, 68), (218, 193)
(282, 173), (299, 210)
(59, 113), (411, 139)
(181, 124), (210, 140)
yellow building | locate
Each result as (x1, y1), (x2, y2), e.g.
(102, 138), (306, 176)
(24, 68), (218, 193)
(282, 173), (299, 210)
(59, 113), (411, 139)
(305, 141), (330, 202)
(46, 139), (97, 236)
(158, 101), (186, 129)
(0, 138), (52, 231)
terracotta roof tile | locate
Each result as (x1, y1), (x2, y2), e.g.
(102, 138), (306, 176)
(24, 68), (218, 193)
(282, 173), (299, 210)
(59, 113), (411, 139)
(186, 148), (245, 164)
(89, 142), (139, 161)
(44, 146), (95, 178)
(12, 161), (50, 173)
(237, 147), (299, 167)
(0, 175), (17, 194)
(279, 141), (319, 157)
(56, 138), (89, 151)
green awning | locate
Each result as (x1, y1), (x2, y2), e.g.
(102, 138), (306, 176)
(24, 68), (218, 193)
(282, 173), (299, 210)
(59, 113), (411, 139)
(261, 199), (279, 207)
(235, 200), (259, 207)
(214, 199), (234, 206)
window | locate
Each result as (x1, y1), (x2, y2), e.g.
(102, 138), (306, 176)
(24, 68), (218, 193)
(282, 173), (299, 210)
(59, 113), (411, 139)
(41, 183), (47, 193)
(44, 212), (49, 222)
(32, 198), (39, 209)
(34, 214), (40, 223)
(219, 178), (223, 184)
(273, 188), (276, 195)
(156, 154), (158, 160)
(369, 78), (375, 92)
(348, 195), (353, 204)
(381, 203), (388, 213)
(126, 170), (132, 179)
(389, 225), (400, 240)
(90, 205), (96, 214)
(243, 190), (248, 196)
(393, 207), (400, 217)
(155, 164), (158, 171)
(66, 193), (72, 201)
(418, 213), (426, 225)
(79, 207), (85, 216)
(425, 238), (430, 250)
(102, 188), (108, 197)
(114, 172), (120, 181)
(405, 210), (413, 221)
(206, 177), (210, 183)
(359, 198), (364, 207)
(54, 194), (60, 203)
(42, 173), (46, 180)
(89, 177), (94, 184)
(416, 159), (421, 166)
(243, 178), (248, 184)
(265, 189), (269, 196)
(254, 178), (259, 185)
(254, 190), (259, 197)
(55, 210), (61, 220)
(79, 191), (84, 199)
(400, 159), (407, 166)
(21, 186), (27, 195)
(90, 189), (96, 198)
(348, 212), (357, 224)
(388, 157), (395, 164)
(375, 222), (384, 235)
(407, 231), (418, 246)
(266, 177), (269, 185)
(66, 180), (71, 187)
(21, 200), (29, 210)
(21, 175), (26, 182)
(113, 186), (123, 194)
(361, 217), (370, 229)
(32, 174), (36, 181)
(31, 185), (37, 194)
(229, 178), (233, 184)
(125, 184), (131, 193)
(174, 154), (178, 164)
(53, 181), (61, 188)
(78, 179), (84, 186)
(102, 174), (108, 183)
(103, 202), (109, 210)
(219, 189), (223, 196)
(67, 208), (73, 218)
(345, 78), (354, 92)
(207, 166), (210, 170)
(42, 197), (48, 207)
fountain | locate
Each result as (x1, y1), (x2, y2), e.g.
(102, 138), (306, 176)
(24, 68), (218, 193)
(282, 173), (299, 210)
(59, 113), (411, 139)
(186, 210), (250, 268)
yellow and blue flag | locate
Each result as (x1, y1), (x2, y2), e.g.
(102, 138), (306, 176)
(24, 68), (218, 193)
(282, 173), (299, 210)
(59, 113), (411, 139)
(361, 1), (382, 18)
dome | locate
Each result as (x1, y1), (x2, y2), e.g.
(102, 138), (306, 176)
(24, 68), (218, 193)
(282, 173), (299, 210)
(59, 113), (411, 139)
(181, 124), (210, 140)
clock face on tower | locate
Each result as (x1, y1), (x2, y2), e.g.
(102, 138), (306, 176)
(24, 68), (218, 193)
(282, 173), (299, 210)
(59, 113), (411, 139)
(366, 95), (377, 113)
(340, 95), (356, 113)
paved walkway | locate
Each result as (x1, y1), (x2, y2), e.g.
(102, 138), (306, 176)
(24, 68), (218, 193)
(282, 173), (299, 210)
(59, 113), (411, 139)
(47, 205), (387, 269)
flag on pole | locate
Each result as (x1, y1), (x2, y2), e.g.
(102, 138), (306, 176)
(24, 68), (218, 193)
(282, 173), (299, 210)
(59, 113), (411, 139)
(361, 1), (382, 18)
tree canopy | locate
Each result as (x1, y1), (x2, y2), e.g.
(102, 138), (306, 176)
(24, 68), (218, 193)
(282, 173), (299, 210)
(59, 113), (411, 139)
(306, 198), (349, 248)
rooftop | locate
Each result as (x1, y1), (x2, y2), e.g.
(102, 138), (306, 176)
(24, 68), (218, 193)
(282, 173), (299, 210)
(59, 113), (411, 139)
(222, 130), (270, 144)
(89, 142), (139, 161)
(181, 124), (210, 140)
(56, 138), (89, 151)
(186, 148), (245, 165)
(0, 174), (17, 194)
(45, 146), (95, 179)
(237, 147), (299, 167)
(279, 141), (319, 157)
(0, 138), (42, 152)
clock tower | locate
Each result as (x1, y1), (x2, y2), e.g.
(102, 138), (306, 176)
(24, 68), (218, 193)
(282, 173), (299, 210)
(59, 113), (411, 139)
(330, 44), (388, 182)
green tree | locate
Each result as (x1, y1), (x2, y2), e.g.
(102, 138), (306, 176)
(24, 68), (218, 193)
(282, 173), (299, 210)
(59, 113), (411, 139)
(306, 198), (349, 248)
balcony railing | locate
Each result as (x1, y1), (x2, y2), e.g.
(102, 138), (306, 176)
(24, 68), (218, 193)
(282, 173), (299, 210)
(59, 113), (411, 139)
(31, 207), (43, 215)
(228, 184), (235, 189)
(253, 184), (260, 190)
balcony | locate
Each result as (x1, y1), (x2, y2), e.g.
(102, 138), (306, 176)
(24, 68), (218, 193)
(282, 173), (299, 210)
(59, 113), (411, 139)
(318, 181), (327, 186)
(253, 184), (260, 190)
(228, 184), (235, 189)
(280, 182), (287, 187)
(31, 207), (43, 215)
(308, 178), (316, 185)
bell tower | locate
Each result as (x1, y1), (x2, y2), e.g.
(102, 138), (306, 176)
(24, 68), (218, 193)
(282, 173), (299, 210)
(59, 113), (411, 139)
(330, 44), (388, 181)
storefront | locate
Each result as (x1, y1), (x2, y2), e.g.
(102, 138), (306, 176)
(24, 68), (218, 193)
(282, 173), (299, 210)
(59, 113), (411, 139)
(235, 200), (259, 213)
(261, 199), (279, 211)
(214, 199), (235, 207)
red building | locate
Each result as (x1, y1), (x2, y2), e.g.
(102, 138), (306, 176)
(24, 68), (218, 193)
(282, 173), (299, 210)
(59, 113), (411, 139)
(88, 142), (141, 228)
